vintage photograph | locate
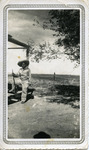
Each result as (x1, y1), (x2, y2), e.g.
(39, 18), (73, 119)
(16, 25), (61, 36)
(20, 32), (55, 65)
(8, 9), (80, 139)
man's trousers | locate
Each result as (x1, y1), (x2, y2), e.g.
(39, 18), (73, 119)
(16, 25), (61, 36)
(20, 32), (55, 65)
(21, 81), (29, 102)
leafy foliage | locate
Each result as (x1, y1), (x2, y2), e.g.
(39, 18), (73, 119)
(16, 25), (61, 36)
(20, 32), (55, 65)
(29, 42), (64, 63)
(28, 10), (80, 64)
(48, 10), (80, 64)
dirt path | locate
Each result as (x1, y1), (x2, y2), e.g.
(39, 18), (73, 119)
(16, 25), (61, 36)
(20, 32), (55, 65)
(8, 95), (80, 139)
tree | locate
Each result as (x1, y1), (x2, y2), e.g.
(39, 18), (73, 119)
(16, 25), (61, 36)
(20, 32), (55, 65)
(29, 42), (64, 63)
(32, 10), (80, 64)
(48, 10), (80, 64)
(28, 10), (80, 64)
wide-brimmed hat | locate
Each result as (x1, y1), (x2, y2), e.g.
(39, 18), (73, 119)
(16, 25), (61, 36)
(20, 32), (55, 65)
(18, 60), (29, 67)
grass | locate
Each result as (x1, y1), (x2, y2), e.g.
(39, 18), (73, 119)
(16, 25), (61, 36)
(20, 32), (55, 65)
(8, 74), (80, 138)
(8, 74), (80, 108)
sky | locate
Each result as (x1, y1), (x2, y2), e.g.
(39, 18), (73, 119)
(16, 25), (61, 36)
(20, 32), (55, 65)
(8, 10), (80, 75)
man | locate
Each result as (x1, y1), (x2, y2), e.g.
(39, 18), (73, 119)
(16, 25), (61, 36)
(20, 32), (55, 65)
(13, 60), (31, 104)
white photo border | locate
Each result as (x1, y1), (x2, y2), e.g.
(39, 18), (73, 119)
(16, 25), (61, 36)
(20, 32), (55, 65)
(3, 4), (85, 145)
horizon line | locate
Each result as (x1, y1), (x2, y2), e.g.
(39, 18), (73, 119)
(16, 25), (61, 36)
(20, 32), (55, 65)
(8, 73), (80, 76)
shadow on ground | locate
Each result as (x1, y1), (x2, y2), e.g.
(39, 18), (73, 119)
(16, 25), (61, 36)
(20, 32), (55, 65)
(33, 131), (51, 138)
(39, 85), (80, 109)
(8, 83), (35, 105)
(8, 93), (34, 105)
(8, 82), (80, 109)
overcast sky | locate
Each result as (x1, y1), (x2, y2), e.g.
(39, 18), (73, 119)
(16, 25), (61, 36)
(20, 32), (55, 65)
(8, 10), (80, 75)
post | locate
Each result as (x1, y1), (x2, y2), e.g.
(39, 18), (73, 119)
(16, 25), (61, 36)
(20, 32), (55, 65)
(53, 72), (56, 81)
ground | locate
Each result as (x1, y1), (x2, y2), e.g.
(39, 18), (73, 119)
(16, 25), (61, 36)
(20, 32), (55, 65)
(8, 95), (79, 139)
(8, 74), (80, 139)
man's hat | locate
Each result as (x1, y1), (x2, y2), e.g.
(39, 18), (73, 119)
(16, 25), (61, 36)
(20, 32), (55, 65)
(18, 60), (29, 67)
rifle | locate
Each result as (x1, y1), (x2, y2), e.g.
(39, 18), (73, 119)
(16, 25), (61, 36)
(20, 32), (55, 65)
(9, 70), (16, 93)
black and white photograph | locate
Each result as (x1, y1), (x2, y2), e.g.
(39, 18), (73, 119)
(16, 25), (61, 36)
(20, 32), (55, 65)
(8, 9), (81, 140)
(0, 0), (88, 149)
(0, 0), (88, 148)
